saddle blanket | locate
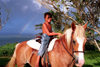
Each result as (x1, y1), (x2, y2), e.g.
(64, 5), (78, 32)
(27, 38), (57, 51)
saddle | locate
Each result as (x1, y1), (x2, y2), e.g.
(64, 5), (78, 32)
(35, 36), (54, 44)
(27, 36), (57, 67)
(35, 36), (42, 43)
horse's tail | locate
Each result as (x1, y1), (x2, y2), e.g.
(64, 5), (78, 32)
(6, 43), (20, 67)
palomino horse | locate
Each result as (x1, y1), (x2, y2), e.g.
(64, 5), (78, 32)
(6, 22), (87, 67)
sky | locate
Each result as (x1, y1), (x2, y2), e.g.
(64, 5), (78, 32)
(0, 0), (99, 37)
(0, 0), (48, 36)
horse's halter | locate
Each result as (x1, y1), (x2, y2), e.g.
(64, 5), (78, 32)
(71, 40), (85, 54)
(71, 32), (85, 54)
(60, 33), (85, 62)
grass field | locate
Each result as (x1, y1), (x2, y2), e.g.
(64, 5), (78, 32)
(84, 42), (100, 67)
(83, 51), (100, 67)
(0, 57), (10, 67)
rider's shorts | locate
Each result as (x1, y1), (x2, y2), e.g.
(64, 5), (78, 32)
(38, 34), (50, 57)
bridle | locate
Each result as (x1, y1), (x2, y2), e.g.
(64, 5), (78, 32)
(60, 37), (84, 61)
(60, 37), (85, 66)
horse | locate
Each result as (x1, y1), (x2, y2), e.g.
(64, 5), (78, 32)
(6, 22), (87, 67)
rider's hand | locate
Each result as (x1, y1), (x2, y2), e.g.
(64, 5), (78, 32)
(58, 33), (62, 37)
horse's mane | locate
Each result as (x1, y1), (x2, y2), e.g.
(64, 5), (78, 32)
(64, 28), (73, 48)
(63, 25), (86, 48)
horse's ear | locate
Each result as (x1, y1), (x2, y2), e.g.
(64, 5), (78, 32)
(83, 22), (88, 30)
(71, 22), (76, 32)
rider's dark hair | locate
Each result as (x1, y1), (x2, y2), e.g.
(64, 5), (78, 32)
(44, 12), (52, 18)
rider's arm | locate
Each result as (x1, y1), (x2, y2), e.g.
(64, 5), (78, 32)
(42, 24), (61, 36)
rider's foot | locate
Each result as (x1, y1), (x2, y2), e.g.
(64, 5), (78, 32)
(35, 56), (41, 67)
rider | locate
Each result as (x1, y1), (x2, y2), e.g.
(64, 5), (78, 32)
(35, 12), (62, 67)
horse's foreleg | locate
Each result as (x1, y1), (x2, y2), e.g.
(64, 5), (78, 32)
(17, 64), (24, 67)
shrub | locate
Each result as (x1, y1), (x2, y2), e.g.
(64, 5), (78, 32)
(85, 42), (98, 51)
(0, 43), (17, 57)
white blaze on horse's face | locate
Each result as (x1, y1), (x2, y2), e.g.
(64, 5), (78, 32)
(71, 22), (87, 67)
(76, 37), (85, 66)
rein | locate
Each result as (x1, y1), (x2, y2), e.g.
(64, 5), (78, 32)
(60, 37), (84, 62)
(60, 38), (74, 58)
(60, 38), (75, 66)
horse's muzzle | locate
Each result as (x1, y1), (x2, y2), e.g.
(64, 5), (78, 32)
(75, 56), (85, 67)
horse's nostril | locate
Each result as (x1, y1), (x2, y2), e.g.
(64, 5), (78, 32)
(74, 55), (78, 64)
(75, 59), (78, 64)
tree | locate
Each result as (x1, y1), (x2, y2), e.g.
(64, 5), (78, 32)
(0, 4), (10, 30)
(35, 0), (100, 51)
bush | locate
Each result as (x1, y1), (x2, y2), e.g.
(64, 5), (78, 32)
(85, 42), (98, 51)
(0, 43), (17, 57)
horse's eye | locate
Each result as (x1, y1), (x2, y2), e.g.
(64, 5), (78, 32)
(73, 40), (76, 44)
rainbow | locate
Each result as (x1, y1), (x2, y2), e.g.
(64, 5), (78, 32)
(20, 18), (34, 34)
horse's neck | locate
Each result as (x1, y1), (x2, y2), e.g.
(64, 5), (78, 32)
(59, 35), (72, 53)
(60, 35), (68, 48)
(52, 35), (74, 63)
(60, 34), (72, 49)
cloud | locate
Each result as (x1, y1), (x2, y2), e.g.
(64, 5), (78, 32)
(33, 0), (42, 9)
(22, 5), (28, 11)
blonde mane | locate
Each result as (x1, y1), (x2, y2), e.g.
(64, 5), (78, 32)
(64, 25), (86, 48)
(64, 28), (73, 48)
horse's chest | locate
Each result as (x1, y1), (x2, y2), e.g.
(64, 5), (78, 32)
(49, 50), (73, 67)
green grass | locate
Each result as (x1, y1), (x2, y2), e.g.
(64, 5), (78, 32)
(0, 57), (10, 67)
(83, 51), (100, 67)
(0, 43), (17, 67)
